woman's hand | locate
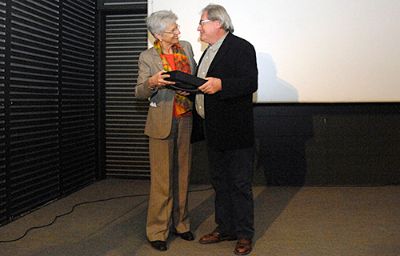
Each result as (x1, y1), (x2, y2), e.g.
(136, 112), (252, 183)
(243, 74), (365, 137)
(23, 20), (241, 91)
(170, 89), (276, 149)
(176, 90), (190, 96)
(148, 71), (175, 89)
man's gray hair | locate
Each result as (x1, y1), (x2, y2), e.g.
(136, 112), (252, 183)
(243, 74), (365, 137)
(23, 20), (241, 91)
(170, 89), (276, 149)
(202, 4), (234, 33)
(146, 10), (177, 37)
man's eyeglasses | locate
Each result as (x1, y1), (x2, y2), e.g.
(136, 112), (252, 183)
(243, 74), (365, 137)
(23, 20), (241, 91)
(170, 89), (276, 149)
(163, 25), (180, 34)
(198, 19), (212, 26)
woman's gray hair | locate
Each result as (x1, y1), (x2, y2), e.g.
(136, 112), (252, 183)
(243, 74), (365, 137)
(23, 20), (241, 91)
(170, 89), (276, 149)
(202, 4), (234, 33)
(146, 10), (178, 37)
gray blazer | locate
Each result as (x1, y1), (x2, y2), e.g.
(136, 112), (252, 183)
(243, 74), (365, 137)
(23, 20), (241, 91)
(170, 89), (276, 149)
(135, 41), (196, 139)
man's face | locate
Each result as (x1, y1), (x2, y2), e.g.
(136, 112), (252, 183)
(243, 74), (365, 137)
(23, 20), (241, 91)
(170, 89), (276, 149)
(197, 12), (220, 45)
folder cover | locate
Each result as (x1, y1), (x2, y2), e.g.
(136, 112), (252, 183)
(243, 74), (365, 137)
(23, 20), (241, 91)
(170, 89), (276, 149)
(164, 70), (207, 92)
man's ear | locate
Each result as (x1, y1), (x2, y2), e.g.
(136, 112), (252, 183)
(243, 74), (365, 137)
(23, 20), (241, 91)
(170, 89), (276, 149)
(215, 20), (223, 29)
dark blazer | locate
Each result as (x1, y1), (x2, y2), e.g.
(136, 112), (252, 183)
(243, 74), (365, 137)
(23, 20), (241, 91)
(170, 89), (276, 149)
(192, 33), (258, 150)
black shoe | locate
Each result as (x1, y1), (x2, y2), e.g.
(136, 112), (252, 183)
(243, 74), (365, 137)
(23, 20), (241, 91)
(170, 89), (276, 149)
(176, 231), (195, 241)
(150, 240), (167, 251)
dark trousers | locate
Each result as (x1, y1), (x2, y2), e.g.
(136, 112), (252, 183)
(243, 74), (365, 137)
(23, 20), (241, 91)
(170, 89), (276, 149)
(207, 145), (255, 240)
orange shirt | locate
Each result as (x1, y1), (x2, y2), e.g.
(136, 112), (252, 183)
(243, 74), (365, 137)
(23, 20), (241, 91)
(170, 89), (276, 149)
(162, 54), (176, 70)
(162, 54), (192, 117)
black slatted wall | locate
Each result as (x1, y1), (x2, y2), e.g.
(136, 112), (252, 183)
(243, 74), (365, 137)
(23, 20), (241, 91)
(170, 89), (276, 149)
(60, 1), (96, 194)
(9, 0), (61, 217)
(104, 11), (149, 178)
(0, 0), (97, 226)
(0, 0), (6, 225)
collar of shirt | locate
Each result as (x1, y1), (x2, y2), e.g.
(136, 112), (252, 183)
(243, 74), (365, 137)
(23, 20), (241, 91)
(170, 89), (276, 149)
(208, 32), (228, 53)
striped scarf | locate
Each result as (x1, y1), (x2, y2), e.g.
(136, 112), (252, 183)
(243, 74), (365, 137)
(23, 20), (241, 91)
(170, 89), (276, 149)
(154, 40), (192, 117)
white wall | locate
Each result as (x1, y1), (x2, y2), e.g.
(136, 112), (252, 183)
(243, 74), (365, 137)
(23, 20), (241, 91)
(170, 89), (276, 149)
(149, 0), (400, 103)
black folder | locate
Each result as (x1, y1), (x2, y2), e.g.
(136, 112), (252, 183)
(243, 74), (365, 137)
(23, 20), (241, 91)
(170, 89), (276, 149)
(164, 70), (207, 92)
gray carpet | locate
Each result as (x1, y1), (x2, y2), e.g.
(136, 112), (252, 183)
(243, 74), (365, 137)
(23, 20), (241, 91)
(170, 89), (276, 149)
(0, 179), (399, 256)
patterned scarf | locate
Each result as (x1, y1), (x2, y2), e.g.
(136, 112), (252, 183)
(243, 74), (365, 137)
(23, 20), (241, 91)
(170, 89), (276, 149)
(154, 40), (192, 117)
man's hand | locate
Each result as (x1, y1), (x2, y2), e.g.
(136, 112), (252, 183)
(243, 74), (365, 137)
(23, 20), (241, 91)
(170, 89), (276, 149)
(198, 77), (222, 94)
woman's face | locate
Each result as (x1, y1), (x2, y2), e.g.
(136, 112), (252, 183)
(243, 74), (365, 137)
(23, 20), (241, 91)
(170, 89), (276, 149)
(159, 23), (180, 45)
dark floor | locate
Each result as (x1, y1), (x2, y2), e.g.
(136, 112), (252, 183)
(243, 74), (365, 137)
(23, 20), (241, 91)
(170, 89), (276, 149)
(0, 179), (399, 256)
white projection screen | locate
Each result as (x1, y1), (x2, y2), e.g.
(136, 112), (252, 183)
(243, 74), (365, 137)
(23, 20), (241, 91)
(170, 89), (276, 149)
(149, 0), (400, 103)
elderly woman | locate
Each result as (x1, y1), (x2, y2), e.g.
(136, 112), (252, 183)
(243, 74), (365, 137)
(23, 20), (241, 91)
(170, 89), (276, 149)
(135, 10), (196, 251)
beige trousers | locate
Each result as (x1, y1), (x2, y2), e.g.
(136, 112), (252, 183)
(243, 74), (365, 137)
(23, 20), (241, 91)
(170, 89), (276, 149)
(146, 116), (192, 241)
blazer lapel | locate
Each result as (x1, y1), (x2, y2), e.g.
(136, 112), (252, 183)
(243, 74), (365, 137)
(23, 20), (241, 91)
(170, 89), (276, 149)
(208, 33), (233, 73)
(150, 47), (163, 70)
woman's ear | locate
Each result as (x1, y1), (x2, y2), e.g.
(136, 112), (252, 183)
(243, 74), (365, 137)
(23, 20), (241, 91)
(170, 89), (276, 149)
(155, 34), (162, 42)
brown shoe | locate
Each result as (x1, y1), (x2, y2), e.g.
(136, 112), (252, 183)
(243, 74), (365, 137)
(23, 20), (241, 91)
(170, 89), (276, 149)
(234, 238), (252, 255)
(199, 231), (237, 244)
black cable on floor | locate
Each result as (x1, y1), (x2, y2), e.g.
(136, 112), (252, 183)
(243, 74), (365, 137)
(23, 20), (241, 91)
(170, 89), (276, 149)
(0, 186), (212, 243)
